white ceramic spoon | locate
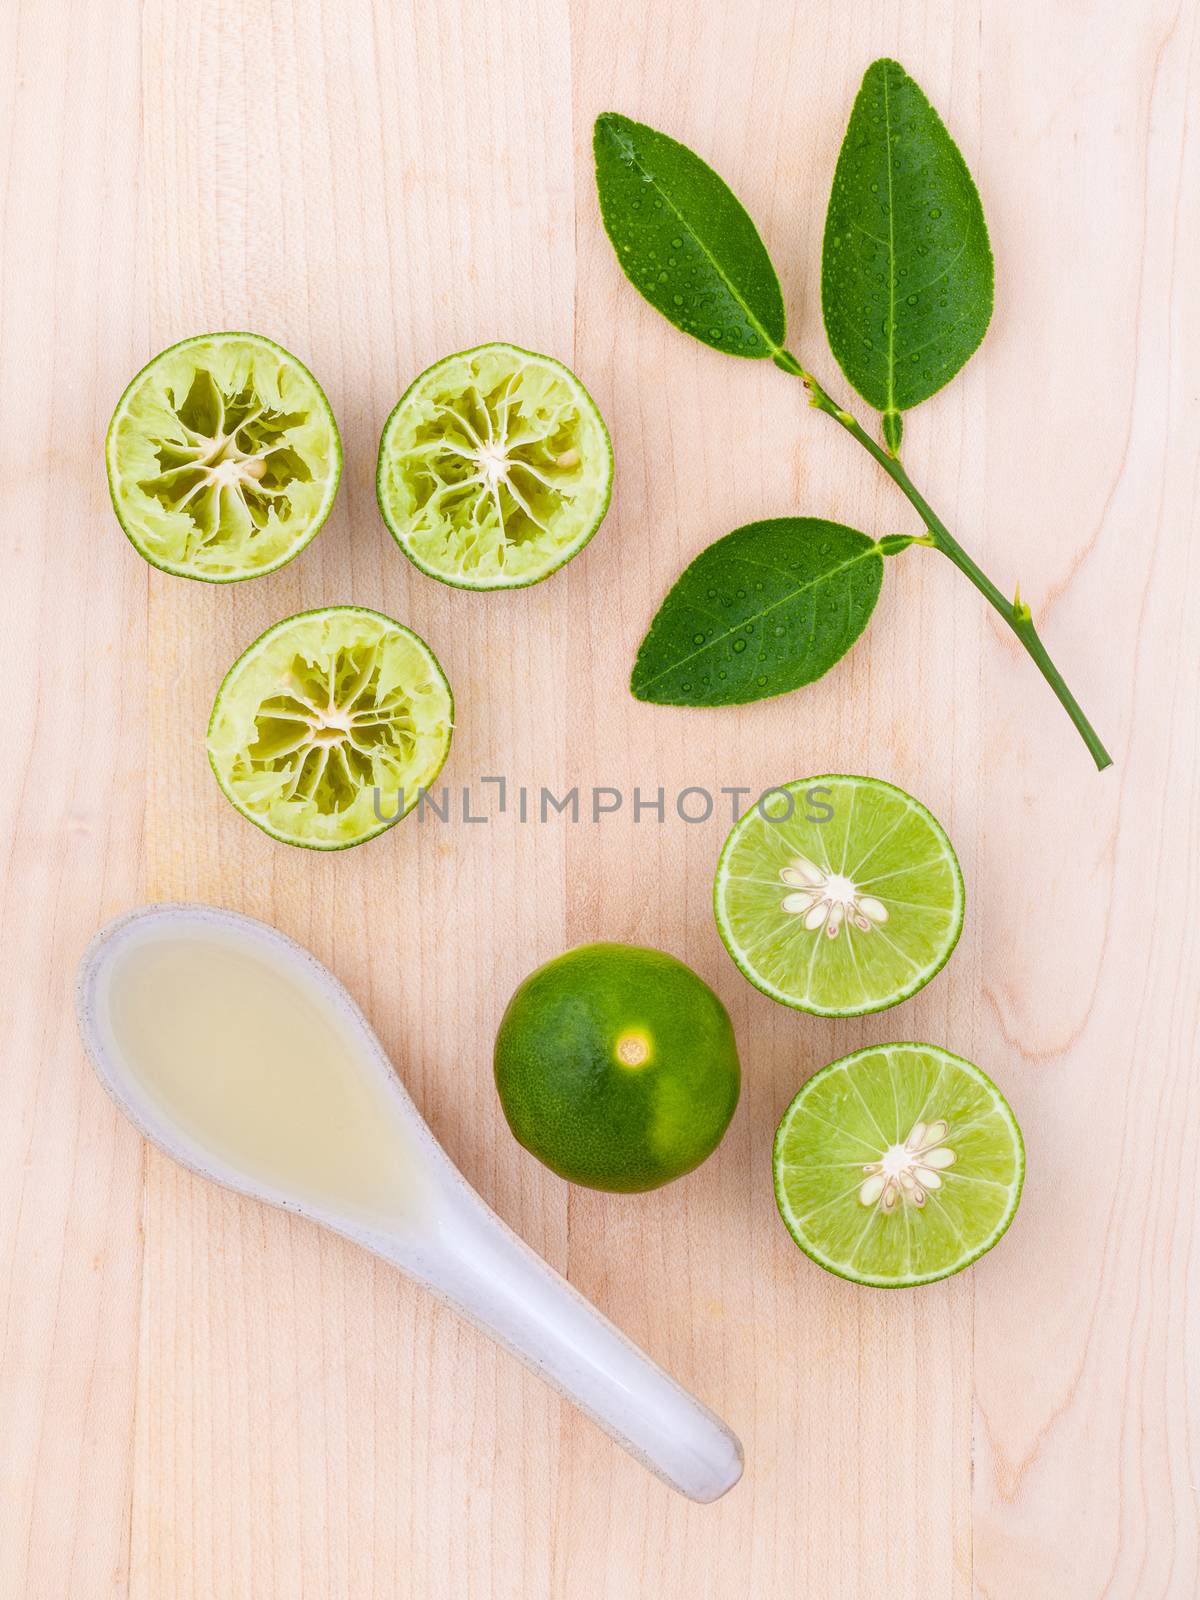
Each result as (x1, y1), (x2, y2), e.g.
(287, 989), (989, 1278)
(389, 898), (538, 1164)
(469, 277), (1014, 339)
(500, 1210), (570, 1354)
(75, 903), (743, 1503)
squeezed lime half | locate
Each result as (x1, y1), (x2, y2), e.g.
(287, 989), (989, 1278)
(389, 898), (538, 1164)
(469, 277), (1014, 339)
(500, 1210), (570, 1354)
(207, 607), (453, 849)
(107, 332), (341, 581)
(376, 342), (613, 588)
(714, 775), (964, 1016)
(773, 1044), (1024, 1287)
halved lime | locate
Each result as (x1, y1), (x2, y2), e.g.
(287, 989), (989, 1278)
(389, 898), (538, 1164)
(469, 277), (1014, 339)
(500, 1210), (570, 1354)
(773, 1044), (1024, 1287)
(107, 332), (341, 581)
(207, 607), (453, 849)
(714, 775), (963, 1016)
(376, 342), (613, 588)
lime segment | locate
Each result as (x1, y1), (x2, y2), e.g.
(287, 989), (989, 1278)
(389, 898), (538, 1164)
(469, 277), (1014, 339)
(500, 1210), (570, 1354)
(107, 332), (341, 581)
(714, 775), (963, 1016)
(207, 607), (453, 849)
(773, 1044), (1024, 1287)
(376, 342), (612, 588)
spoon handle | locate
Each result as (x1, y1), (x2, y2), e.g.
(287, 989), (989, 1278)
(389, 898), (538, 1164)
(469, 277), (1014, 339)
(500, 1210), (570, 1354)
(393, 1194), (743, 1503)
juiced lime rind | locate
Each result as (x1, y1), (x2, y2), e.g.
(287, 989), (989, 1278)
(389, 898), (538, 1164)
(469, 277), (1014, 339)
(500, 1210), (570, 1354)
(714, 775), (964, 1017)
(773, 1044), (1024, 1288)
(207, 606), (453, 850)
(376, 342), (613, 590)
(106, 332), (342, 583)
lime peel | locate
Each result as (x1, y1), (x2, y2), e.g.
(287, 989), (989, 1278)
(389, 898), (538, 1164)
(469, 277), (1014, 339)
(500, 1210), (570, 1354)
(494, 943), (739, 1193)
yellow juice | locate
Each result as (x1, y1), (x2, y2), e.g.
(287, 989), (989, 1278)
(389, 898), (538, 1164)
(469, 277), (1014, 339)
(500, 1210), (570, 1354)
(102, 926), (414, 1223)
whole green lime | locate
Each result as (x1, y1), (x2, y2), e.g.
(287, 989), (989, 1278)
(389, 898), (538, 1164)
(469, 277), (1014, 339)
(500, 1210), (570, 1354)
(493, 943), (740, 1193)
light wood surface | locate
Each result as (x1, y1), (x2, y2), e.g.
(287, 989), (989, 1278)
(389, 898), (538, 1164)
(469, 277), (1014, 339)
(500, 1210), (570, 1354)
(2, 1), (1197, 1595)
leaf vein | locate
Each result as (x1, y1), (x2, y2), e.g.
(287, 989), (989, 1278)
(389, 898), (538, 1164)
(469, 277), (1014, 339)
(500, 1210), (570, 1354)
(882, 64), (897, 414)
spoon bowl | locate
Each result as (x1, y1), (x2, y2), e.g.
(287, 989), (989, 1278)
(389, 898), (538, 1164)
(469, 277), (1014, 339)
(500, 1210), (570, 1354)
(76, 903), (743, 1502)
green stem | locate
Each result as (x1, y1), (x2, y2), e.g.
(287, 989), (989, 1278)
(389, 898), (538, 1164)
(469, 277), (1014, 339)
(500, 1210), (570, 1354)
(776, 352), (1112, 771)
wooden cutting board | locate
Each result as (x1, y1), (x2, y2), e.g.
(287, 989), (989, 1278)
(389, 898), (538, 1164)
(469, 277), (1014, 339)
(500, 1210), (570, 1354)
(3, 1), (1196, 1595)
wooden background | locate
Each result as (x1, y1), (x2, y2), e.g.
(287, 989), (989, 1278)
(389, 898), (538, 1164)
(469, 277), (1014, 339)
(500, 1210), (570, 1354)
(2, 1), (1197, 1595)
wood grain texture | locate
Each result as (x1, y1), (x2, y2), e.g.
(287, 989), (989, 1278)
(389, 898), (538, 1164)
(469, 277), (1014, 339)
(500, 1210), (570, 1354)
(1, 1), (1196, 1596)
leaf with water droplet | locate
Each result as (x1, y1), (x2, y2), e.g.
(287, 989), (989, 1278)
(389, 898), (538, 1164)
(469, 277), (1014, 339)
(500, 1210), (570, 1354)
(821, 59), (993, 426)
(631, 519), (884, 707)
(593, 113), (786, 361)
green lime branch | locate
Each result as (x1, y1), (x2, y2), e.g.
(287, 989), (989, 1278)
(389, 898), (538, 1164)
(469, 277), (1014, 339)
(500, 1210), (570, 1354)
(773, 349), (1112, 772)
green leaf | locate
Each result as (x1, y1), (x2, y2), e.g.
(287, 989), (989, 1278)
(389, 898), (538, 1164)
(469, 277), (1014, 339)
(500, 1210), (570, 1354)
(631, 518), (884, 707)
(593, 113), (786, 361)
(821, 59), (994, 431)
